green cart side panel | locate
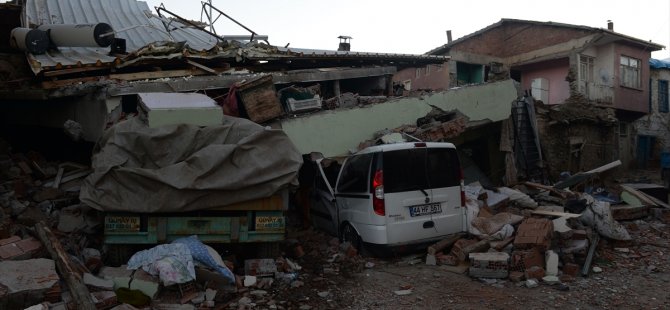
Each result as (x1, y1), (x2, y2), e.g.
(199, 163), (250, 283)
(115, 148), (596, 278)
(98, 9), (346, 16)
(104, 211), (285, 244)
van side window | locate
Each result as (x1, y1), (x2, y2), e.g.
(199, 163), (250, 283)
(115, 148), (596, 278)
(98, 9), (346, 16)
(337, 154), (373, 193)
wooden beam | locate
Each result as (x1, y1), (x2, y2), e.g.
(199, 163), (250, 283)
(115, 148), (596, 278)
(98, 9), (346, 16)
(531, 210), (581, 218)
(41, 77), (100, 89)
(185, 59), (219, 75)
(620, 184), (659, 207)
(42, 66), (109, 77)
(109, 68), (209, 81)
(35, 223), (96, 310)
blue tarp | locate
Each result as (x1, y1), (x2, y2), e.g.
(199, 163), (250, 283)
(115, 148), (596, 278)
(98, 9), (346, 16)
(650, 58), (670, 69)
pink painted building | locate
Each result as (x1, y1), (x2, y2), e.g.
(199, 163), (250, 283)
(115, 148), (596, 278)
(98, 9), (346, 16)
(421, 18), (665, 172)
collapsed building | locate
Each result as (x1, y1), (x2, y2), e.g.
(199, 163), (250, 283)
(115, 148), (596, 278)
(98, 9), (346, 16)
(0, 0), (523, 187)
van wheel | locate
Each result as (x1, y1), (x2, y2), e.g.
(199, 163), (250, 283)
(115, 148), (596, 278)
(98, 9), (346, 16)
(340, 223), (362, 252)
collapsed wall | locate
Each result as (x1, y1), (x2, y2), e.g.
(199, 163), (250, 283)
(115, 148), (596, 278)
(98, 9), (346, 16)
(535, 93), (619, 180)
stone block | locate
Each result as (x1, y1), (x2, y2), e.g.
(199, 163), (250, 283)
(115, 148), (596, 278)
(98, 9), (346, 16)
(425, 254), (437, 266)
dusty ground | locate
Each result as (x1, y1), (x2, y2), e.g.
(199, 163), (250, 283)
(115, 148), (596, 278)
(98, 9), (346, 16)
(240, 217), (670, 310)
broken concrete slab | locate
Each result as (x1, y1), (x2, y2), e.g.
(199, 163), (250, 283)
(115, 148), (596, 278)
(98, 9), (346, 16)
(0, 258), (59, 309)
(99, 266), (160, 299)
(83, 273), (114, 291)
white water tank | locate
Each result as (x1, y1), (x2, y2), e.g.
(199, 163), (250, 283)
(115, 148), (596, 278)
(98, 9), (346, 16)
(38, 23), (115, 47)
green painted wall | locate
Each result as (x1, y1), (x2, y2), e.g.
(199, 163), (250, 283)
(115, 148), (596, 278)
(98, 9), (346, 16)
(280, 79), (519, 157)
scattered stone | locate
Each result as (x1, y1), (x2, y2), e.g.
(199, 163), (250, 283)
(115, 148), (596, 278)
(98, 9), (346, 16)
(299, 305), (312, 310)
(393, 289), (413, 296)
(365, 262), (375, 269)
(291, 280), (304, 288)
(426, 254), (437, 266)
(592, 266), (603, 273)
(317, 291), (330, 298)
(554, 283), (570, 291)
(250, 290), (268, 297)
(238, 297), (252, 305)
(190, 292), (205, 304)
(614, 247), (630, 253)
(243, 275), (257, 287)
(525, 279), (539, 288)
(205, 288), (217, 301)
(542, 275), (560, 285)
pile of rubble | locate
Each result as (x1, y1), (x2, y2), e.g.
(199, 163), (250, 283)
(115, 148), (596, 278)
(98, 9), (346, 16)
(0, 138), (370, 309)
(422, 161), (670, 289)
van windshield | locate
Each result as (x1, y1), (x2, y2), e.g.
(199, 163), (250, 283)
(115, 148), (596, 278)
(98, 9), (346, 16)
(383, 147), (460, 193)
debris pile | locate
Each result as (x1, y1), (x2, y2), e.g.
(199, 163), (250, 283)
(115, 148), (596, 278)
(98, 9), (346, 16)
(422, 160), (670, 291)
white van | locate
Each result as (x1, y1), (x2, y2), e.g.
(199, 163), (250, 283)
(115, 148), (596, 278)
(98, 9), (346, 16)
(310, 142), (466, 252)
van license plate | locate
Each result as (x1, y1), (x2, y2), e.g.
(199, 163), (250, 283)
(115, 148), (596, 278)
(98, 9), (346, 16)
(409, 203), (442, 217)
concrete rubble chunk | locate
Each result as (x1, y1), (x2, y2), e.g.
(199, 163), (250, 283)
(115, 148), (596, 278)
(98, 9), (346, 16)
(99, 266), (160, 299)
(592, 266), (603, 273)
(83, 273), (114, 290)
(425, 254), (437, 266)
(0, 258), (59, 308)
(243, 275), (257, 287)
(205, 288), (217, 301)
(525, 279), (539, 288)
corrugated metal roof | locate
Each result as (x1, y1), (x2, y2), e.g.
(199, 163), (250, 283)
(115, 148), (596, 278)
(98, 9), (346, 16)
(25, 0), (218, 73)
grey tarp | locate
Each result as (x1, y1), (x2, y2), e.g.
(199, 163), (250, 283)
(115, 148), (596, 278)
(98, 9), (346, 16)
(80, 116), (303, 213)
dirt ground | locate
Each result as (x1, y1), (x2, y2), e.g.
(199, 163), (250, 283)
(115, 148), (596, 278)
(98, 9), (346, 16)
(240, 216), (670, 310)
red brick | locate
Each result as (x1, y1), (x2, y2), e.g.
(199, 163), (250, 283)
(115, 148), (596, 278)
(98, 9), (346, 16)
(15, 237), (42, 253)
(514, 218), (553, 251)
(0, 236), (20, 246)
(524, 266), (546, 280)
(562, 263), (579, 276)
(0, 243), (24, 259)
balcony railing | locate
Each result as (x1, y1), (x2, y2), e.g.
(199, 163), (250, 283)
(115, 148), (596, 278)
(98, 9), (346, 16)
(579, 82), (613, 105)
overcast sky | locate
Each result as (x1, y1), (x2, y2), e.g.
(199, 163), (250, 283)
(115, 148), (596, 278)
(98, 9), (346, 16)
(146, 0), (670, 59)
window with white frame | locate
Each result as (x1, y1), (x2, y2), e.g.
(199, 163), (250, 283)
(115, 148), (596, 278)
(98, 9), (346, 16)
(620, 55), (641, 88)
(579, 55), (594, 83)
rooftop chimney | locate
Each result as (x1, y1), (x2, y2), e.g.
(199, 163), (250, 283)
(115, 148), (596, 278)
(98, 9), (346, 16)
(607, 20), (613, 31)
(446, 30), (452, 43)
(338, 35), (351, 51)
